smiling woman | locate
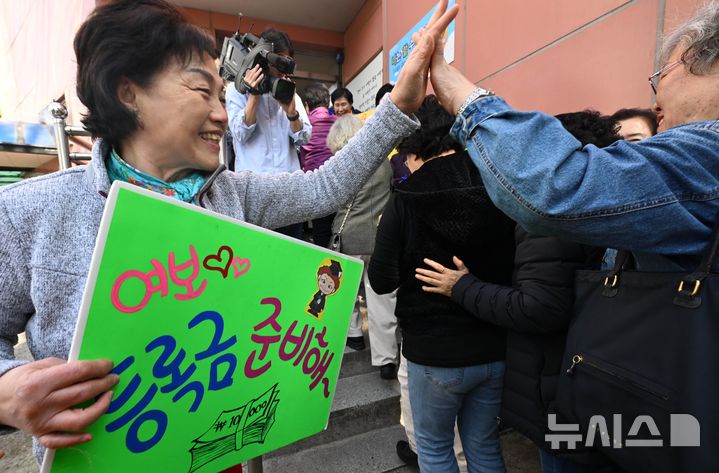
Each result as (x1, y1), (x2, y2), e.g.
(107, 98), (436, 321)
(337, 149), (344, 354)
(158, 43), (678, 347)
(114, 58), (228, 181)
(0, 0), (460, 466)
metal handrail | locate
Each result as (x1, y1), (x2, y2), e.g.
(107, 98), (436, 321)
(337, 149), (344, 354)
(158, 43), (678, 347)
(49, 102), (72, 170)
(247, 457), (263, 473)
(49, 102), (94, 169)
(70, 152), (92, 161)
(65, 125), (91, 137)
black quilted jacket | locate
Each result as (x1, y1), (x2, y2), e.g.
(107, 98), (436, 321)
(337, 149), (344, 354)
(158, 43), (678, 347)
(368, 150), (516, 367)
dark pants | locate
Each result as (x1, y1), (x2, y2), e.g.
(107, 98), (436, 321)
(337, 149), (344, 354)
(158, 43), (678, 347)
(311, 213), (336, 248)
(275, 223), (304, 240)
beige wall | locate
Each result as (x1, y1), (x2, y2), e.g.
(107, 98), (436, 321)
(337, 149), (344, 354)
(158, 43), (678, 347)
(466, 0), (658, 114)
(342, 0), (382, 85)
(180, 7), (343, 52)
(340, 0), (703, 115)
(2, 0), (706, 123)
(664, 0), (704, 34)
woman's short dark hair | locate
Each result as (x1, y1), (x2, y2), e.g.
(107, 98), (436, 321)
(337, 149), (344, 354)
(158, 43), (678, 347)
(304, 83), (330, 110)
(331, 88), (353, 105)
(74, 0), (217, 146)
(261, 28), (294, 57)
(610, 108), (658, 136)
(554, 110), (621, 148)
(375, 83), (394, 106)
(398, 95), (462, 160)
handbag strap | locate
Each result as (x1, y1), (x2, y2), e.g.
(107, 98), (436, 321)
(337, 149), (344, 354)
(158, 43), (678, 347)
(609, 215), (719, 276)
(676, 217), (719, 301)
(695, 216), (719, 274)
(611, 250), (633, 271)
(603, 213), (719, 300)
(599, 250), (630, 295)
(336, 198), (355, 236)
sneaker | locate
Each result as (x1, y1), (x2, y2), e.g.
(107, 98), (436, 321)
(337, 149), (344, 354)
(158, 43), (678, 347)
(396, 440), (418, 466)
(346, 336), (366, 351)
(380, 362), (397, 380)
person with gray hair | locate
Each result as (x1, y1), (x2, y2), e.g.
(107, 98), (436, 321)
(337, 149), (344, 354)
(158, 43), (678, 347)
(326, 114), (363, 155)
(420, 0), (719, 257)
(327, 115), (400, 379)
(402, 0), (719, 471)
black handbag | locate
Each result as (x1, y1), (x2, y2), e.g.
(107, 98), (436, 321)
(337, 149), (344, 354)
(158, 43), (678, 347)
(554, 225), (719, 473)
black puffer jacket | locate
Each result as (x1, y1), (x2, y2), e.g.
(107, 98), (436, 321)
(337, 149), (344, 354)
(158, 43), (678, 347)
(452, 225), (604, 451)
(368, 151), (516, 367)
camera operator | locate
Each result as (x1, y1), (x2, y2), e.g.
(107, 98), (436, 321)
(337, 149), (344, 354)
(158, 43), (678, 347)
(226, 28), (311, 239)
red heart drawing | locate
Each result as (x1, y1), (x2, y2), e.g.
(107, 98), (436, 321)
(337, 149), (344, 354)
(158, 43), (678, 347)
(232, 258), (251, 278)
(203, 245), (234, 279)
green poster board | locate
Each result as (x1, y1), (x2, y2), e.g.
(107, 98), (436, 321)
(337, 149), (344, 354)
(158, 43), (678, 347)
(42, 181), (363, 473)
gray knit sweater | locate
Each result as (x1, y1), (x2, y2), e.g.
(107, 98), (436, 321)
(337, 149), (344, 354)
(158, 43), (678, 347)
(0, 97), (417, 454)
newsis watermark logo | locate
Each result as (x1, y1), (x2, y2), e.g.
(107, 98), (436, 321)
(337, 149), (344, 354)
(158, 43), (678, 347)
(545, 414), (700, 449)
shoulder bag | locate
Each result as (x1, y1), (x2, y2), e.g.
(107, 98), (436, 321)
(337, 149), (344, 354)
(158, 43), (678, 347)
(554, 222), (719, 473)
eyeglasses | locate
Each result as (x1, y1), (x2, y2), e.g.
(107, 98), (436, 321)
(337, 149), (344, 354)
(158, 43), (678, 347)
(648, 59), (682, 94)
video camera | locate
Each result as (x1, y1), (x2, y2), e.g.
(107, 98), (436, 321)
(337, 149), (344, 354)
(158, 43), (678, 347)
(218, 31), (296, 103)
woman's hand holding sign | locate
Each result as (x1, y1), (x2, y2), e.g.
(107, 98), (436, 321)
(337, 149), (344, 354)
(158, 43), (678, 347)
(0, 357), (118, 448)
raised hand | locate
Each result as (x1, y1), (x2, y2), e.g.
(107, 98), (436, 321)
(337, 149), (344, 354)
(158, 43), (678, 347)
(428, 19), (479, 115)
(389, 0), (460, 114)
(0, 357), (118, 449)
(278, 92), (297, 113)
(415, 256), (469, 297)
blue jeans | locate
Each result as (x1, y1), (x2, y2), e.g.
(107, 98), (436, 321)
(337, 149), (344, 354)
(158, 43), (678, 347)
(407, 360), (506, 473)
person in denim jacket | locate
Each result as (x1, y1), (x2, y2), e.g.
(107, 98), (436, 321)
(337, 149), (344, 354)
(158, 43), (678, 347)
(422, 2), (719, 272)
(394, 0), (718, 471)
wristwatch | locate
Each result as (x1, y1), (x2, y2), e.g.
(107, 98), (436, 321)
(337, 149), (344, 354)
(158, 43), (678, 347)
(286, 111), (300, 122)
(456, 87), (495, 116)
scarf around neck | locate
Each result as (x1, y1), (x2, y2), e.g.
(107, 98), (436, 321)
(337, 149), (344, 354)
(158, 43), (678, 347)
(106, 148), (206, 203)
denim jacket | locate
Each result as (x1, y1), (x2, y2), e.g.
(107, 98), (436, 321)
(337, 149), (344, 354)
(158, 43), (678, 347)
(450, 96), (719, 271)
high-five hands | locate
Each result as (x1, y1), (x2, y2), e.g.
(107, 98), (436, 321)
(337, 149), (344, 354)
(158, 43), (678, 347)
(389, 0), (460, 114)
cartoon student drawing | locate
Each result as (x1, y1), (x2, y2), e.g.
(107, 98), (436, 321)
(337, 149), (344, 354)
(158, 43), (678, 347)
(307, 259), (343, 319)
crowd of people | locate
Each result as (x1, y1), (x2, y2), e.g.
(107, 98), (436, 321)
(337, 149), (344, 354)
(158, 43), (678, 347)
(1, 0), (718, 472)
